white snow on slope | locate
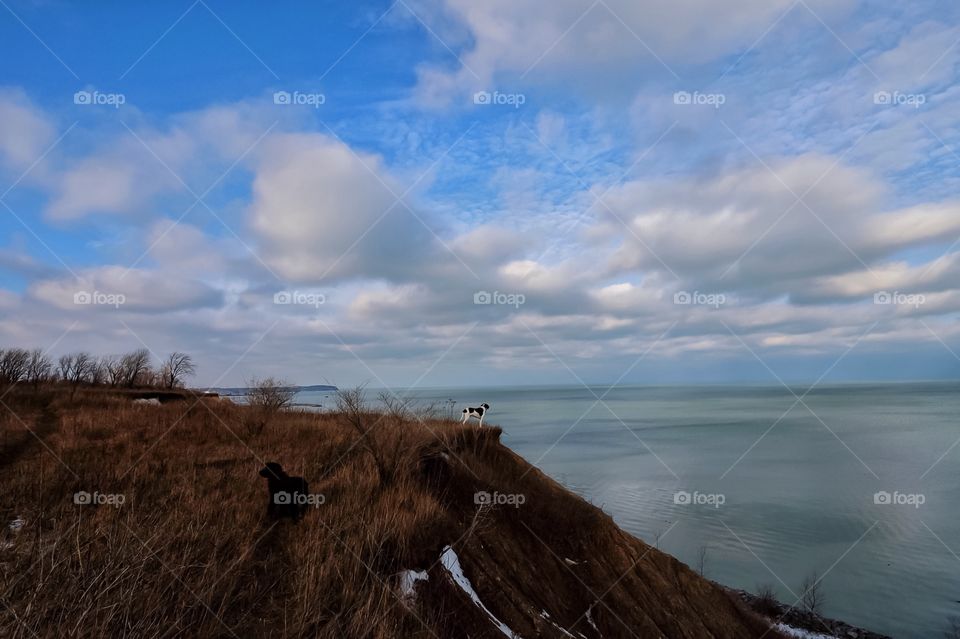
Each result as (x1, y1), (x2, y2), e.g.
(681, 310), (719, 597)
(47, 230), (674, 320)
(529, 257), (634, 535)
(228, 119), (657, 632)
(440, 545), (519, 638)
(540, 610), (575, 638)
(585, 606), (600, 635)
(774, 623), (837, 639)
(399, 569), (428, 599)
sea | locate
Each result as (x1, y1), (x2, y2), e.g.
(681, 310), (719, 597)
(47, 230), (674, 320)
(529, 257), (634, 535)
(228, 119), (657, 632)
(292, 382), (960, 638)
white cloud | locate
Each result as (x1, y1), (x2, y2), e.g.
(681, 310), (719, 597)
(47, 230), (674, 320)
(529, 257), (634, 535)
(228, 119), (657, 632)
(249, 132), (441, 283)
(411, 0), (856, 104)
(43, 99), (294, 220)
(596, 154), (960, 300)
(30, 266), (222, 312)
(0, 89), (55, 174)
(47, 159), (149, 220)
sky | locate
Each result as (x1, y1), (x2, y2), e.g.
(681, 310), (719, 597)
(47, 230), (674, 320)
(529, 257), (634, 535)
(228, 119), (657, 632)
(1, 0), (959, 388)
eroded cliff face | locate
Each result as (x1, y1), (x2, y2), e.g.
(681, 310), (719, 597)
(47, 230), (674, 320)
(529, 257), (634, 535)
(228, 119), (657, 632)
(407, 427), (780, 638)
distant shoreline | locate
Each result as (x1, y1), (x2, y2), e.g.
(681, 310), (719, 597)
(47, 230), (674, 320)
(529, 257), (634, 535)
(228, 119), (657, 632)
(322, 379), (960, 393)
(205, 384), (338, 397)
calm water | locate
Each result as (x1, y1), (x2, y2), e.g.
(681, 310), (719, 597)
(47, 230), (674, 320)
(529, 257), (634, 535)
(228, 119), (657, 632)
(295, 383), (960, 638)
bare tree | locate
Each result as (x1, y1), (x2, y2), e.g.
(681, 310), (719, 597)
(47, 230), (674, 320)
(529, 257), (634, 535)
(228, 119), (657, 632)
(69, 352), (95, 384)
(57, 353), (75, 382)
(103, 355), (125, 387)
(0, 348), (30, 384)
(140, 367), (161, 388)
(120, 349), (152, 388)
(26, 349), (51, 387)
(160, 352), (196, 389)
(89, 357), (107, 385)
(800, 572), (824, 615)
(243, 377), (295, 434)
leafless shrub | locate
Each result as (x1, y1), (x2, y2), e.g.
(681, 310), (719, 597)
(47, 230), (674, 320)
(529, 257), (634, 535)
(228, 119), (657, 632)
(337, 387), (392, 485)
(800, 572), (824, 615)
(696, 544), (709, 577)
(246, 377), (295, 412)
(378, 391), (412, 421)
(243, 377), (295, 435)
(754, 583), (779, 616)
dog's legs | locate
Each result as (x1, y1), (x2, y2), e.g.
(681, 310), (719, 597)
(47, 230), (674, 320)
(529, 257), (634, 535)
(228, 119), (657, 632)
(479, 414), (484, 427)
(461, 412), (468, 423)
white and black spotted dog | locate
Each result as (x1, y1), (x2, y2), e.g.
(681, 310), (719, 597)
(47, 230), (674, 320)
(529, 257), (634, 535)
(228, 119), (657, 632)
(461, 403), (490, 426)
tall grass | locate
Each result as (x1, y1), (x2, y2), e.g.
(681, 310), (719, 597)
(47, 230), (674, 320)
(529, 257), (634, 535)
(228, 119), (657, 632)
(0, 388), (466, 638)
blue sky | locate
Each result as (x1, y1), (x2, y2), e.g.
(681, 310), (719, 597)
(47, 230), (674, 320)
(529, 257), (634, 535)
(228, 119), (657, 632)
(1, 0), (959, 387)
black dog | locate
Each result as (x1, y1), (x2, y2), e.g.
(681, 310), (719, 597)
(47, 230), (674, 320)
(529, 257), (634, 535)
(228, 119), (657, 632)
(259, 462), (309, 521)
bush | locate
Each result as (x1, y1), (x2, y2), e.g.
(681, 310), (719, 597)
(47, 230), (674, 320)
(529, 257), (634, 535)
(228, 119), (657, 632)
(754, 583), (780, 617)
(243, 377), (295, 434)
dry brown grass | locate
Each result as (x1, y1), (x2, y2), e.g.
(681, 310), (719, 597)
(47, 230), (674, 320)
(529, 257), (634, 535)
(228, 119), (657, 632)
(0, 388), (462, 638)
(0, 387), (781, 639)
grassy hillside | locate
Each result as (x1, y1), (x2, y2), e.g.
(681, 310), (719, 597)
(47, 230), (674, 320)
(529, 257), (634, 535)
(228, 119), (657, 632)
(0, 388), (780, 638)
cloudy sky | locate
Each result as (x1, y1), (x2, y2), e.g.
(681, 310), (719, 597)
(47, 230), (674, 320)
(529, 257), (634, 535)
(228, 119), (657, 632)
(1, 0), (959, 388)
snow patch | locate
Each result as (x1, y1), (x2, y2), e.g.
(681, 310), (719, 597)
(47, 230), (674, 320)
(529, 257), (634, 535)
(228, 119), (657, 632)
(774, 623), (838, 639)
(8, 517), (24, 532)
(540, 610), (575, 638)
(440, 545), (519, 638)
(585, 606), (600, 634)
(399, 569), (428, 599)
